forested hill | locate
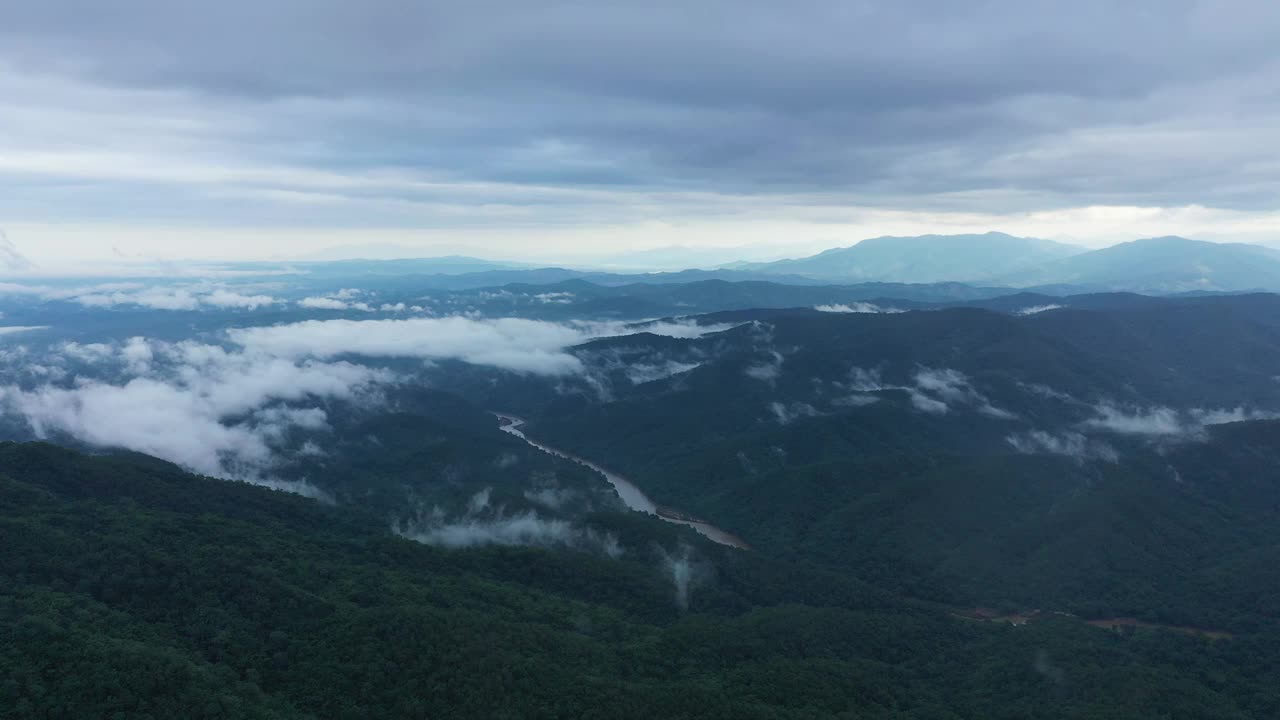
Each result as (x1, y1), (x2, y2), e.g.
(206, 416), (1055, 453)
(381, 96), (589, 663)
(497, 298), (1280, 629)
(6, 441), (1280, 719)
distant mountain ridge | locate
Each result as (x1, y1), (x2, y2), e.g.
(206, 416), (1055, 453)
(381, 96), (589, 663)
(728, 232), (1084, 283)
(731, 233), (1280, 292)
(240, 233), (1280, 294)
(997, 236), (1280, 292)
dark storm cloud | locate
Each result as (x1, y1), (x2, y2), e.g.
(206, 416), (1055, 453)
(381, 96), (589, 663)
(2, 0), (1279, 220)
(5, 2), (1267, 103)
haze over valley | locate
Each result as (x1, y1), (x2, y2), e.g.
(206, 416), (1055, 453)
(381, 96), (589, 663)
(5, 2), (1280, 718)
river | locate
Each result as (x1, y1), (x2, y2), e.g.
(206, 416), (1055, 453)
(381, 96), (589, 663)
(495, 413), (750, 550)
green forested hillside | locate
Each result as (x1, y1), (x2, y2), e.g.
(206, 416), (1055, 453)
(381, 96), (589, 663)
(5, 442), (1280, 719)
(519, 301), (1280, 629)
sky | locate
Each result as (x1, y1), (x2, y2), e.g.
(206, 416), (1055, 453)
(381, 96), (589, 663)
(2, 0), (1279, 269)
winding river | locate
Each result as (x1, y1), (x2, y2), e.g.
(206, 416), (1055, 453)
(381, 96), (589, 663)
(495, 413), (749, 550)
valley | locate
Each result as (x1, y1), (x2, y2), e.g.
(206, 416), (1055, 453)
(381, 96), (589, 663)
(496, 413), (751, 549)
(6, 238), (1280, 717)
(8, 3), (1280, 713)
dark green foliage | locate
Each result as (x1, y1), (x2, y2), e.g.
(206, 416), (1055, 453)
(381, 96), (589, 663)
(5, 443), (1280, 718)
(523, 300), (1280, 628)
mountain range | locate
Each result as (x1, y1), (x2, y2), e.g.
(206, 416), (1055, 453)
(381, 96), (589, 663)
(996, 236), (1280, 292)
(265, 233), (1280, 294)
(461, 293), (1280, 627)
(733, 233), (1280, 292)
(8, 251), (1280, 717)
(726, 232), (1083, 284)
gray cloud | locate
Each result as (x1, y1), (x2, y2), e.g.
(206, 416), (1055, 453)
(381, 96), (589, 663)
(202, 289), (279, 309)
(2, 0), (1279, 245)
(814, 303), (903, 314)
(0, 326), (48, 336)
(0, 279), (279, 310)
(1084, 403), (1280, 437)
(1085, 404), (1186, 436)
(0, 337), (391, 489)
(844, 367), (891, 393)
(395, 489), (623, 557)
(397, 511), (623, 557)
(1015, 304), (1065, 316)
(832, 366), (1016, 418)
(231, 316), (592, 375)
(297, 296), (373, 312)
(909, 390), (950, 415)
(78, 287), (281, 310)
(576, 319), (742, 340)
(911, 367), (1016, 419)
(1007, 430), (1119, 464)
(768, 401), (822, 425)
(658, 544), (709, 612)
(744, 351), (784, 383)
(533, 291), (574, 305)
(75, 288), (201, 310)
(625, 360), (701, 385)
(229, 316), (738, 377)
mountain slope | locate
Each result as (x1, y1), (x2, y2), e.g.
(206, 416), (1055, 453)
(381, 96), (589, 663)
(1002, 236), (1280, 292)
(734, 232), (1084, 283)
(9, 442), (1277, 718)
(499, 296), (1280, 626)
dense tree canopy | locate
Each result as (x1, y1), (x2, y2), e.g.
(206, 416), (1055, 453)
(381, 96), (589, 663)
(4, 442), (1280, 718)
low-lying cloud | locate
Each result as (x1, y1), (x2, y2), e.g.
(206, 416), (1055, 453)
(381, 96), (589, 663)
(0, 337), (392, 490)
(744, 351), (784, 383)
(575, 318), (742, 340)
(230, 316), (593, 375)
(1084, 403), (1280, 437)
(0, 326), (49, 336)
(0, 314), (755, 489)
(398, 512), (622, 557)
(912, 367), (1016, 419)
(230, 316), (741, 377)
(769, 401), (821, 425)
(658, 544), (707, 612)
(625, 360), (701, 385)
(814, 303), (903, 314)
(1016, 304), (1065, 316)
(909, 390), (950, 415)
(1008, 399), (1280, 463)
(395, 489), (623, 557)
(77, 286), (278, 310)
(1007, 430), (1119, 464)
(298, 296), (373, 311)
(0, 280), (280, 311)
(840, 366), (1015, 419)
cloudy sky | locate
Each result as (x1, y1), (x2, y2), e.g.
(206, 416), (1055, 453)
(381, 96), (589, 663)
(2, 0), (1279, 267)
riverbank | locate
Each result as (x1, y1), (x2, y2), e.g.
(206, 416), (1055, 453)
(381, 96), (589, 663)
(495, 412), (750, 550)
